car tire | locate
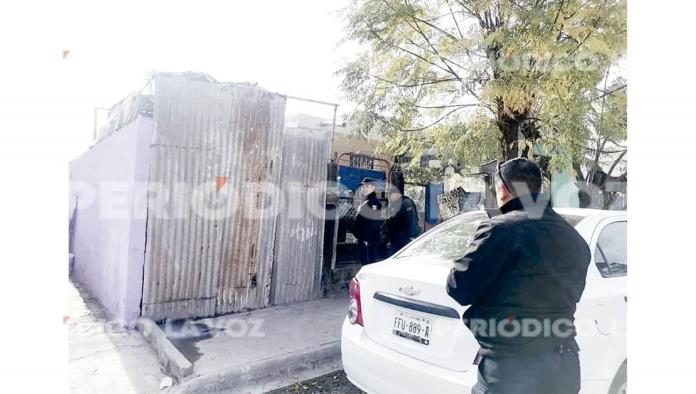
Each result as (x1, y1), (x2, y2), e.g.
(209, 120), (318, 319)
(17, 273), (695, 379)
(608, 360), (627, 394)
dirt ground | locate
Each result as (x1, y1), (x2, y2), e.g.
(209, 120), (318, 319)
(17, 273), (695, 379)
(267, 370), (364, 394)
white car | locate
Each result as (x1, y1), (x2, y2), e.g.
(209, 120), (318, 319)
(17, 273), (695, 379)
(341, 208), (627, 394)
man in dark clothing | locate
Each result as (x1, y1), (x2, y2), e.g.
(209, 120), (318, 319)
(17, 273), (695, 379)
(446, 158), (591, 394)
(385, 182), (421, 255)
(352, 178), (383, 265)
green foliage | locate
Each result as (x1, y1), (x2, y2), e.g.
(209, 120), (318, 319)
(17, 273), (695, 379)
(401, 165), (445, 184)
(339, 0), (627, 178)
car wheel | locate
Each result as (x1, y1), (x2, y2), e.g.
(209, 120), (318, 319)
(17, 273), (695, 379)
(608, 361), (627, 394)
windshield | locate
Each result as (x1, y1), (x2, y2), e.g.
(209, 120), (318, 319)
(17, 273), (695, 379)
(394, 211), (587, 261)
(394, 211), (488, 261)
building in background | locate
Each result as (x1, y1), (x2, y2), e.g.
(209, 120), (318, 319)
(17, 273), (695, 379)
(284, 112), (388, 161)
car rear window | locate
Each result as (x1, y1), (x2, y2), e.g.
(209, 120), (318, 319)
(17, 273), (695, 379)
(394, 211), (587, 262)
(394, 212), (488, 261)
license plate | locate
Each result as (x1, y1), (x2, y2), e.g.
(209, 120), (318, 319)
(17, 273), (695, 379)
(392, 311), (432, 345)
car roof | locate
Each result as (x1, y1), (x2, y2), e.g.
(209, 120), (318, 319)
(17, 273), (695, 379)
(455, 207), (625, 229)
(457, 207), (624, 219)
(553, 207), (626, 220)
(448, 207), (624, 240)
(553, 208), (626, 217)
(552, 207), (626, 230)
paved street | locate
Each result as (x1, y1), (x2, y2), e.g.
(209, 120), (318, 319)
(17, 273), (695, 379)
(268, 371), (364, 394)
(69, 280), (166, 393)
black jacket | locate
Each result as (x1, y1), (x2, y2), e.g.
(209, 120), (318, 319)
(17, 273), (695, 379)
(352, 192), (383, 242)
(446, 195), (591, 356)
(385, 196), (421, 241)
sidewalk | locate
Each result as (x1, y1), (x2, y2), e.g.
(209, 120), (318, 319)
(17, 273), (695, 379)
(167, 295), (350, 393)
(69, 280), (166, 393)
(69, 278), (350, 393)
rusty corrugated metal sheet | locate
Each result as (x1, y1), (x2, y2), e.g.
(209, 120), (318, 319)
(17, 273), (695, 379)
(215, 81), (286, 315)
(140, 72), (285, 321)
(270, 127), (331, 305)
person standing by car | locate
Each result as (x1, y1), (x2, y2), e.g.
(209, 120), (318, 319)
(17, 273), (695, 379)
(446, 158), (591, 394)
(385, 179), (421, 255)
(352, 178), (383, 265)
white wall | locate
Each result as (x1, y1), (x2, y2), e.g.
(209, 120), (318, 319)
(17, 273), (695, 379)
(69, 117), (153, 324)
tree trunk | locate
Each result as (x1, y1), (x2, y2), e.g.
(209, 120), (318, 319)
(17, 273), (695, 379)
(519, 121), (539, 159)
(497, 114), (521, 161)
(572, 162), (586, 181)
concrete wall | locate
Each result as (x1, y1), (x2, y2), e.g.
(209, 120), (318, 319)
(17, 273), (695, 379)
(69, 117), (153, 324)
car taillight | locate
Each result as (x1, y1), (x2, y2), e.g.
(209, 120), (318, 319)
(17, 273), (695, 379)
(348, 278), (363, 326)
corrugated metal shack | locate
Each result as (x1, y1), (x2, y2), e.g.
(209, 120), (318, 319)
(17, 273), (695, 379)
(70, 72), (330, 322)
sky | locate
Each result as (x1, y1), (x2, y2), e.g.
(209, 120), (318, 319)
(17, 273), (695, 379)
(0, 0), (627, 160)
(1, 0), (356, 158)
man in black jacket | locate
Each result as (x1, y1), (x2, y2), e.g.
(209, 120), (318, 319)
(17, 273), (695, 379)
(352, 178), (383, 265)
(446, 158), (591, 394)
(385, 180), (421, 255)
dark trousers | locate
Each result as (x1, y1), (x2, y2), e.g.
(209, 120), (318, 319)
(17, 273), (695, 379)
(389, 237), (411, 256)
(358, 241), (379, 265)
(472, 349), (580, 394)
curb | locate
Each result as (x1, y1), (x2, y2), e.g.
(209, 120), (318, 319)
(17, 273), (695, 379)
(136, 318), (194, 380)
(173, 341), (342, 394)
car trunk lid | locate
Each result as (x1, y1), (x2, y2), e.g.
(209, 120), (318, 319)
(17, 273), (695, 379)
(357, 257), (480, 372)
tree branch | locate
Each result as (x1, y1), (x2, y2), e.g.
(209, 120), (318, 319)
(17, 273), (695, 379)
(573, 162), (586, 181)
(553, 0), (565, 41)
(456, 1), (489, 30)
(553, 0), (565, 25)
(411, 13), (459, 41)
(607, 138), (626, 149)
(382, 0), (466, 79)
(564, 0), (596, 22)
(445, 0), (464, 39)
(407, 9), (464, 82)
(593, 69), (611, 164)
(590, 84), (627, 102)
(371, 74), (459, 89)
(608, 149), (626, 175)
(361, 20), (461, 80)
(375, 105), (469, 132)
(553, 84), (570, 112)
(414, 103), (479, 109)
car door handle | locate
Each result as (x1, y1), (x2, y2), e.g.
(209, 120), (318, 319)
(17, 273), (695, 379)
(624, 296), (627, 302)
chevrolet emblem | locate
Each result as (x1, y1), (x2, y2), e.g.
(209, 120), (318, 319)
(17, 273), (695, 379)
(398, 286), (420, 297)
